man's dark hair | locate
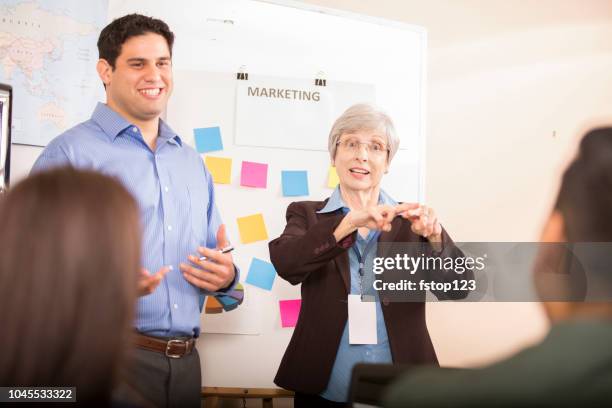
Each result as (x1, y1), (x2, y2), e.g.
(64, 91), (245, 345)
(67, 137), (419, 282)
(97, 13), (174, 68)
(555, 127), (612, 241)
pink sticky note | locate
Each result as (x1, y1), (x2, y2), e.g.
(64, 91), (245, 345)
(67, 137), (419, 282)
(279, 299), (301, 328)
(240, 161), (268, 188)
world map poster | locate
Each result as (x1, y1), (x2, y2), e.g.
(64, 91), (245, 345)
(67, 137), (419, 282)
(0, 0), (108, 146)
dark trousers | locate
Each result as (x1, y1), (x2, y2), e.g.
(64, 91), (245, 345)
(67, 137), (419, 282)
(124, 346), (201, 408)
(294, 392), (347, 408)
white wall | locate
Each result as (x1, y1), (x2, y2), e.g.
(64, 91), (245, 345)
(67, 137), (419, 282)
(10, 0), (612, 394)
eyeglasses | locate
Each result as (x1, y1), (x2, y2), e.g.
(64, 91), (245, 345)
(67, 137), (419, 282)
(336, 138), (389, 155)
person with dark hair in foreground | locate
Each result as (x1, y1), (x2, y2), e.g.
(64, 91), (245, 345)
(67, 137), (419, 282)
(384, 128), (612, 407)
(0, 168), (142, 406)
(31, 14), (242, 407)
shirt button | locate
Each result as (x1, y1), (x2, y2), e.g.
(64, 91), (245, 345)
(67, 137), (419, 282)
(168, 265), (174, 271)
(167, 225), (173, 231)
(173, 303), (178, 309)
(164, 186), (169, 192)
(132, 127), (138, 132)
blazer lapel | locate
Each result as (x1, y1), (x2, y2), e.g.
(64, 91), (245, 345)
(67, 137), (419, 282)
(315, 206), (350, 293)
(333, 252), (350, 293)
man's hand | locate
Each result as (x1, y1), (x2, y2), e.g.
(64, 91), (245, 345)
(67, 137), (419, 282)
(396, 203), (443, 244)
(180, 224), (236, 292)
(138, 266), (170, 296)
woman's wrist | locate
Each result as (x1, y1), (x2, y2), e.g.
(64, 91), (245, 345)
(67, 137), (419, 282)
(333, 213), (358, 242)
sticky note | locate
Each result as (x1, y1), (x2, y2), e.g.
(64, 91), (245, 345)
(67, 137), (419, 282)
(205, 296), (223, 314)
(194, 126), (223, 153)
(327, 166), (339, 188)
(279, 299), (301, 328)
(281, 170), (309, 197)
(246, 258), (277, 290)
(241, 161), (268, 188)
(237, 213), (268, 244)
(205, 156), (232, 184)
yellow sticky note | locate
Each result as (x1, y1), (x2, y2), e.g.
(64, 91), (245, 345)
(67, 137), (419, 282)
(327, 166), (339, 188)
(237, 213), (269, 244)
(205, 156), (232, 184)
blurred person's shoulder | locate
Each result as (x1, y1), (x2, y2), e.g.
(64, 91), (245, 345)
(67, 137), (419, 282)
(384, 319), (612, 408)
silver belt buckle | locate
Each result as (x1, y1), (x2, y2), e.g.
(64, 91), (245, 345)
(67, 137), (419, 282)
(165, 339), (185, 359)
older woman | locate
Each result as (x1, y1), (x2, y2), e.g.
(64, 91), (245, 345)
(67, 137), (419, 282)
(269, 104), (470, 407)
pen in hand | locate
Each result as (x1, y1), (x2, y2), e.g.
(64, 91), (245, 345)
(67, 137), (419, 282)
(199, 245), (234, 261)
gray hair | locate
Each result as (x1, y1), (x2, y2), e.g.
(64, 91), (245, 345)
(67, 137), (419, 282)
(328, 103), (400, 162)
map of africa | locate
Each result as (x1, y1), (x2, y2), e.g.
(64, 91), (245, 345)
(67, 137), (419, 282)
(0, 0), (108, 146)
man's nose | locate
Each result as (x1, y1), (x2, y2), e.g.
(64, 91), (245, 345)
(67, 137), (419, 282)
(143, 64), (162, 82)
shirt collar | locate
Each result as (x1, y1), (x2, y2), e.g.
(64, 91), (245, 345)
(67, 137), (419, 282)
(91, 102), (131, 140)
(317, 186), (398, 214)
(158, 118), (183, 146)
(91, 102), (182, 146)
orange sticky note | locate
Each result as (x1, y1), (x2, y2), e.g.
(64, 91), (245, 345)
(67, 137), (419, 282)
(237, 213), (269, 244)
(205, 156), (232, 184)
(327, 166), (339, 188)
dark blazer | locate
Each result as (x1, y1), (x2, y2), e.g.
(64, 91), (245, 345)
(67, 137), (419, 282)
(269, 199), (471, 394)
(383, 320), (612, 408)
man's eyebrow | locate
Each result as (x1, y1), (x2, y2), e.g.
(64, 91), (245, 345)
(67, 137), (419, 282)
(125, 56), (171, 63)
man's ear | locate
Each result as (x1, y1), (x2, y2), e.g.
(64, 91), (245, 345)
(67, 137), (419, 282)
(96, 59), (112, 86)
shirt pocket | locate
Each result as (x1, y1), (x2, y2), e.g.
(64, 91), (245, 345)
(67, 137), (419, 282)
(186, 182), (210, 248)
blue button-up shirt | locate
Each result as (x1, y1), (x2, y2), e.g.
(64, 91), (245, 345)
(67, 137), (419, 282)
(32, 102), (233, 337)
(318, 187), (395, 402)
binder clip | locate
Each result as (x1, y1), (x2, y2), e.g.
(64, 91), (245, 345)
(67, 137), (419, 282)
(237, 65), (248, 80)
(314, 71), (326, 87)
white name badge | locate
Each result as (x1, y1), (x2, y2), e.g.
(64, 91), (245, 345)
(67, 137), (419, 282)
(348, 294), (377, 345)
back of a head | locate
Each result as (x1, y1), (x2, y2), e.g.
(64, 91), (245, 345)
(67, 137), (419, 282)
(538, 128), (612, 318)
(0, 167), (141, 404)
(556, 127), (612, 241)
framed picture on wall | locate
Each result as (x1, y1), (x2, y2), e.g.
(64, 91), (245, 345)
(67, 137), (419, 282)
(0, 83), (12, 194)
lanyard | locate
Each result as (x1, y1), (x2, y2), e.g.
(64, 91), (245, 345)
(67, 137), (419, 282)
(351, 231), (381, 299)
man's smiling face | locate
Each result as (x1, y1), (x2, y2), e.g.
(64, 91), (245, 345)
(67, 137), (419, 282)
(99, 32), (173, 125)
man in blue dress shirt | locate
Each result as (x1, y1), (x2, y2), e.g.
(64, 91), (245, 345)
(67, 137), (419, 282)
(32, 14), (240, 407)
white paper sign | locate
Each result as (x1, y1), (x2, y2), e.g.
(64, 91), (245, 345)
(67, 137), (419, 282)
(235, 75), (375, 151)
(348, 294), (377, 345)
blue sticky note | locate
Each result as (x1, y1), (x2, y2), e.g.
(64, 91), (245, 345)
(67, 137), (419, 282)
(281, 170), (309, 197)
(245, 258), (277, 291)
(194, 126), (223, 153)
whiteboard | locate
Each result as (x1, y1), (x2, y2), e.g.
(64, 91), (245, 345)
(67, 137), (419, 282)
(110, 0), (427, 388)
